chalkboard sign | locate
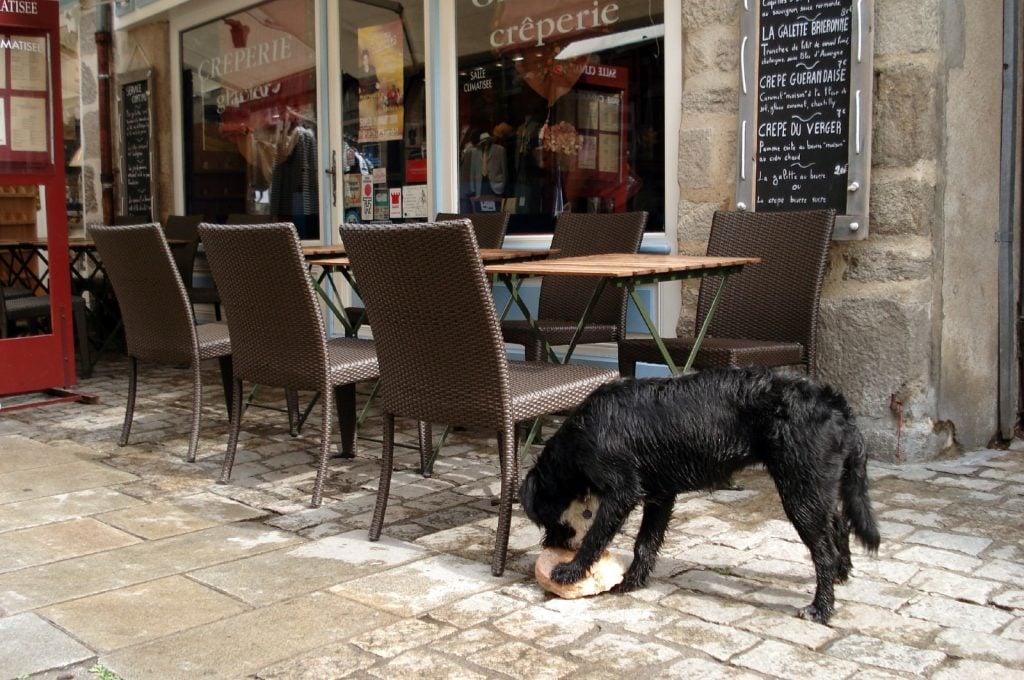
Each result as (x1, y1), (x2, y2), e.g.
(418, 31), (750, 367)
(119, 70), (155, 219)
(736, 0), (873, 240)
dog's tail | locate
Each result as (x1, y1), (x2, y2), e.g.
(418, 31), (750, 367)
(840, 423), (880, 554)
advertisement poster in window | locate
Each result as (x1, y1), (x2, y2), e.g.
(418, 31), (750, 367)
(357, 20), (404, 143)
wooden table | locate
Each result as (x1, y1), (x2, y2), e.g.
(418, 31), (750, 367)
(486, 253), (761, 374)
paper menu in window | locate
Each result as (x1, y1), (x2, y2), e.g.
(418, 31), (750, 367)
(0, 100), (6, 147)
(10, 96), (47, 152)
(598, 94), (620, 133)
(9, 35), (47, 92)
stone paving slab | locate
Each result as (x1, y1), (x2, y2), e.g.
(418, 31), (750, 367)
(1, 361), (1024, 679)
(0, 517), (140, 574)
(0, 522), (301, 614)
(100, 591), (397, 679)
(0, 458), (138, 505)
(40, 575), (250, 652)
(190, 531), (429, 607)
(0, 612), (94, 678)
(0, 487), (142, 533)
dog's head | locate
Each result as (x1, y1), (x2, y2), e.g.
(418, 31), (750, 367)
(520, 467), (598, 551)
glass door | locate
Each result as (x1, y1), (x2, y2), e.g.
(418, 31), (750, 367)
(329, 0), (430, 231)
(180, 0), (321, 237)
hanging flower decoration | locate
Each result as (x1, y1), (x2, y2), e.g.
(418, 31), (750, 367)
(540, 120), (581, 156)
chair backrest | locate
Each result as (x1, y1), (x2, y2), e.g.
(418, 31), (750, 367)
(226, 213), (280, 225)
(342, 220), (511, 430)
(89, 223), (197, 363)
(198, 222), (328, 389)
(435, 212), (509, 249)
(161, 215), (202, 286)
(697, 209), (835, 372)
(113, 215), (150, 226)
(539, 211), (648, 328)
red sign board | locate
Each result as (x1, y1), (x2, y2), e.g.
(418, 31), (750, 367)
(0, 0), (78, 397)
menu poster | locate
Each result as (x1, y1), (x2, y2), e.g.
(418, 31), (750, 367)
(401, 184), (427, 218)
(754, 0), (853, 212)
(0, 45), (6, 89)
(0, 100), (6, 147)
(598, 133), (619, 174)
(9, 35), (47, 92)
(10, 96), (47, 152)
(357, 20), (405, 143)
(598, 94), (620, 132)
(120, 74), (154, 217)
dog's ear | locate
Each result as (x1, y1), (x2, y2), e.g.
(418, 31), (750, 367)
(519, 469), (539, 522)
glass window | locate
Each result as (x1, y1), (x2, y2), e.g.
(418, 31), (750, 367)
(180, 0), (320, 237)
(338, 0), (428, 225)
(456, 0), (665, 234)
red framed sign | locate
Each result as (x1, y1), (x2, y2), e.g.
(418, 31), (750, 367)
(0, 0), (78, 398)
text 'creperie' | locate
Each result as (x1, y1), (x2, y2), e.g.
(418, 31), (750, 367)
(486, 1), (621, 50)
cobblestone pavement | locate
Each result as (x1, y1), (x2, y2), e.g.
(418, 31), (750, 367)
(0, 357), (1022, 679)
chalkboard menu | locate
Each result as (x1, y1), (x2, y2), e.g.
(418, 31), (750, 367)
(736, 0), (874, 240)
(119, 71), (154, 219)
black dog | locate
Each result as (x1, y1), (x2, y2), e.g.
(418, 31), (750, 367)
(520, 367), (880, 624)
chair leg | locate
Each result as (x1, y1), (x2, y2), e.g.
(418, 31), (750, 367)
(369, 412), (395, 541)
(119, 356), (138, 446)
(285, 389), (301, 436)
(334, 382), (356, 458)
(617, 355), (637, 379)
(218, 356), (233, 415)
(524, 340), (545, 362)
(213, 302), (222, 321)
(186, 360), (203, 462)
(492, 428), (516, 576)
(219, 377), (246, 483)
(310, 384), (335, 507)
(72, 298), (92, 378)
(417, 421), (432, 476)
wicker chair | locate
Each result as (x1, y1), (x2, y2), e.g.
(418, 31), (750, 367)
(341, 219), (618, 576)
(435, 212), (509, 248)
(190, 214), (284, 321)
(89, 224), (233, 462)
(161, 215), (202, 303)
(198, 222), (379, 507)
(501, 211), (648, 361)
(617, 209), (835, 377)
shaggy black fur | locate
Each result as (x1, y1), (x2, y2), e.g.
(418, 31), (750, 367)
(520, 367), (880, 624)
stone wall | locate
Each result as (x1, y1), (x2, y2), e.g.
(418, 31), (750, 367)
(677, 0), (1006, 461)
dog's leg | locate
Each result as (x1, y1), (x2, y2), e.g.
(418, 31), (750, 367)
(775, 477), (840, 624)
(613, 495), (675, 592)
(550, 492), (633, 585)
(832, 511), (852, 583)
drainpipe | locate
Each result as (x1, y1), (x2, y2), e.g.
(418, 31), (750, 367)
(96, 3), (114, 223)
(999, 0), (1020, 439)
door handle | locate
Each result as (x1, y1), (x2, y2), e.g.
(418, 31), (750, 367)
(325, 149), (337, 207)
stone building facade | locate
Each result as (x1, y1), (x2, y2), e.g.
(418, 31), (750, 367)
(677, 0), (1018, 461)
(61, 0), (1020, 462)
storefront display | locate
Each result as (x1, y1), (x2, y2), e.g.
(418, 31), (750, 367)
(455, 0), (665, 234)
(180, 0), (320, 236)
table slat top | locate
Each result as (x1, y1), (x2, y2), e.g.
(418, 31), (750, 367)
(485, 253), (760, 278)
(310, 248), (556, 268)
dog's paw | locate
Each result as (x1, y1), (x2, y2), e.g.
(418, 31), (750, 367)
(610, 573), (645, 593)
(797, 604), (832, 625)
(549, 562), (586, 585)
